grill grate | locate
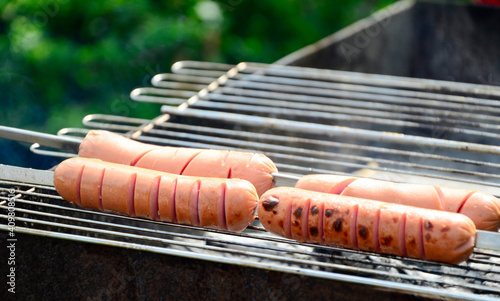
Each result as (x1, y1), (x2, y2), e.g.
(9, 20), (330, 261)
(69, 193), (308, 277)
(4, 61), (500, 299)
(1, 181), (500, 300)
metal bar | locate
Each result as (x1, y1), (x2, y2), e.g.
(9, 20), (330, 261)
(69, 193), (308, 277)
(218, 79), (500, 115)
(136, 128), (500, 190)
(81, 114), (150, 133)
(165, 100), (500, 140)
(476, 231), (500, 252)
(3, 213), (453, 286)
(0, 164), (55, 186)
(29, 143), (76, 159)
(152, 121), (500, 169)
(8, 191), (500, 276)
(2, 225), (494, 301)
(135, 78), (500, 130)
(0, 125), (81, 153)
(203, 90), (496, 128)
(159, 106), (500, 155)
(203, 88), (500, 127)
(0, 180), (57, 191)
(151, 73), (216, 90)
(221, 71), (500, 107)
(3, 199), (500, 284)
(2, 178), (500, 297)
(55, 115), (500, 174)
(171, 61), (234, 78)
(239, 63), (500, 99)
(10, 203), (493, 282)
(4, 192), (500, 279)
(171, 61), (236, 72)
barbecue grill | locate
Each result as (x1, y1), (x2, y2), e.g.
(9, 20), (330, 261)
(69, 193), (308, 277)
(2, 1), (500, 300)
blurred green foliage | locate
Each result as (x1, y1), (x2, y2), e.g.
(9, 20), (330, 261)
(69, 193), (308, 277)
(0, 0), (397, 135)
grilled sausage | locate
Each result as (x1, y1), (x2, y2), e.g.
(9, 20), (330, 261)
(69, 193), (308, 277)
(258, 187), (476, 264)
(53, 157), (258, 232)
(295, 174), (500, 232)
(78, 130), (277, 196)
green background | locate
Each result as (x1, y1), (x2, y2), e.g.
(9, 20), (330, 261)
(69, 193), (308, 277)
(0, 0), (398, 167)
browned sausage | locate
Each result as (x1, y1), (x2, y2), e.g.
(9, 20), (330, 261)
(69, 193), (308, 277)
(258, 187), (476, 264)
(78, 130), (277, 196)
(53, 157), (259, 232)
(295, 174), (500, 232)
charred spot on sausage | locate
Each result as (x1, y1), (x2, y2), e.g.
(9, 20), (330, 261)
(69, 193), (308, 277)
(272, 210), (277, 214)
(381, 236), (393, 246)
(311, 205), (319, 215)
(293, 220), (300, 227)
(393, 217), (399, 223)
(279, 220), (284, 228)
(333, 218), (342, 232)
(441, 226), (450, 232)
(425, 233), (431, 241)
(424, 220), (433, 230)
(345, 209), (350, 214)
(262, 196), (280, 211)
(310, 226), (318, 236)
(293, 207), (303, 218)
(325, 209), (333, 217)
(358, 225), (369, 239)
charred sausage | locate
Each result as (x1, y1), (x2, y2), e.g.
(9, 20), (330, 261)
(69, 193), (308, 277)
(78, 130), (277, 196)
(258, 187), (476, 264)
(295, 174), (500, 232)
(54, 157), (259, 232)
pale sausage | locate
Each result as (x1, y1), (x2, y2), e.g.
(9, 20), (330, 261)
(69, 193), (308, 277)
(53, 157), (259, 232)
(78, 130), (277, 196)
(295, 174), (500, 231)
(258, 187), (476, 264)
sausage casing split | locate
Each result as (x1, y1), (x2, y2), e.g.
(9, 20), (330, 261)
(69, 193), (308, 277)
(295, 174), (500, 231)
(258, 187), (476, 264)
(78, 130), (277, 196)
(53, 157), (259, 232)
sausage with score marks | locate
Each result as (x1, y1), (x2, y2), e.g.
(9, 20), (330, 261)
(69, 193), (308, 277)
(54, 157), (259, 232)
(258, 187), (476, 264)
(295, 174), (500, 232)
(78, 130), (277, 196)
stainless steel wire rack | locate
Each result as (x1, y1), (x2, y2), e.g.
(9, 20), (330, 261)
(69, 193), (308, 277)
(3, 60), (500, 300)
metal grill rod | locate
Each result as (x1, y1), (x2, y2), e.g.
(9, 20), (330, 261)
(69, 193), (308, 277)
(215, 78), (500, 115)
(160, 100), (500, 140)
(4, 212), (500, 296)
(136, 86), (500, 131)
(144, 120), (500, 169)
(167, 61), (500, 115)
(2, 181), (500, 298)
(4, 224), (493, 301)
(0, 125), (80, 153)
(5, 207), (476, 285)
(169, 61), (500, 98)
(150, 73), (214, 91)
(2, 188), (500, 289)
(160, 105), (500, 155)
(2, 169), (500, 299)
(201, 89), (500, 126)
(237, 63), (500, 98)
(5, 114), (500, 194)
(213, 72), (500, 106)
(4, 189), (500, 279)
(80, 114), (500, 170)
(20, 112), (500, 193)
(134, 128), (500, 190)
